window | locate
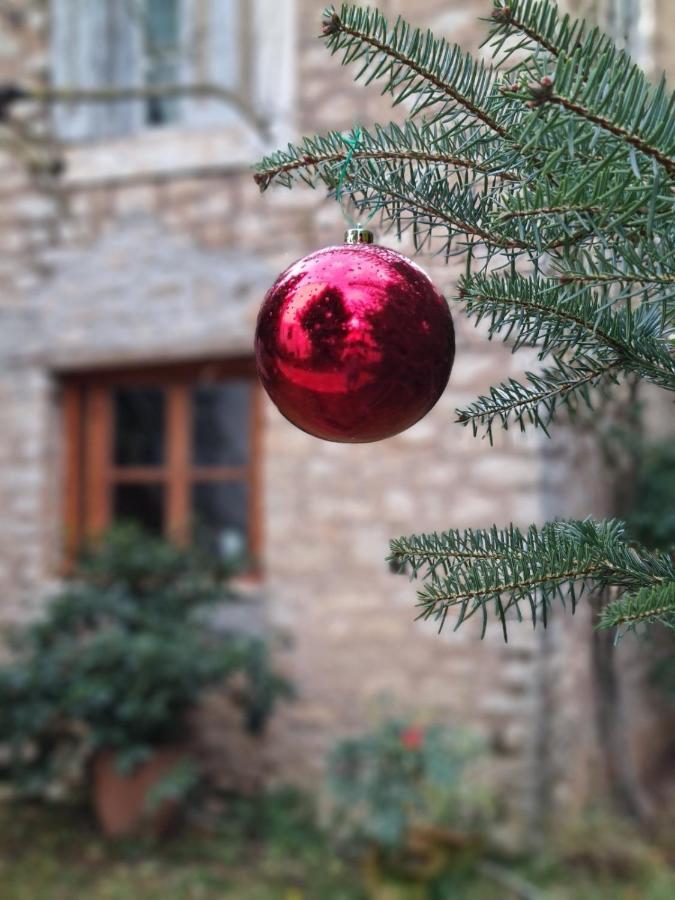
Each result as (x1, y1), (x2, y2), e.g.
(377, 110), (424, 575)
(145, 0), (181, 126)
(603, 0), (654, 69)
(51, 0), (246, 140)
(62, 359), (262, 569)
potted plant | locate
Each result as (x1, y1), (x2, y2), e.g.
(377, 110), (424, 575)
(0, 526), (291, 836)
(326, 718), (492, 895)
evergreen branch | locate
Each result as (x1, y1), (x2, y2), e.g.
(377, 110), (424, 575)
(553, 236), (675, 289)
(255, 147), (493, 190)
(322, 5), (508, 136)
(340, 158), (598, 257)
(391, 519), (675, 639)
(487, 0), (613, 66)
(419, 564), (599, 611)
(323, 158), (536, 254)
(458, 274), (628, 351)
(498, 205), (600, 220)
(557, 272), (675, 286)
(389, 523), (534, 574)
(373, 184), (527, 252)
(491, 2), (563, 57)
(253, 122), (518, 192)
(546, 92), (675, 177)
(598, 582), (675, 631)
(455, 354), (618, 440)
(518, 40), (675, 176)
(491, 147), (673, 241)
(458, 272), (675, 388)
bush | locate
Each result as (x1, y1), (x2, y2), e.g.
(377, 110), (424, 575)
(0, 525), (292, 796)
(625, 441), (675, 554)
(624, 442), (675, 703)
(326, 718), (492, 856)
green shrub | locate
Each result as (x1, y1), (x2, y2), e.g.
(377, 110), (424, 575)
(625, 441), (675, 553)
(624, 442), (675, 702)
(326, 718), (492, 854)
(0, 525), (292, 796)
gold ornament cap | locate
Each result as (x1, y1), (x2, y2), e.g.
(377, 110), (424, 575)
(344, 226), (374, 244)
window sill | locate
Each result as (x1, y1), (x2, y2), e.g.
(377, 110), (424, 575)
(61, 121), (269, 189)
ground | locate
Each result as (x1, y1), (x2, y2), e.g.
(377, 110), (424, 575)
(1, 794), (674, 900)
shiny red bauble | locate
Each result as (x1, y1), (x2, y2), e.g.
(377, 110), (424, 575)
(255, 240), (455, 442)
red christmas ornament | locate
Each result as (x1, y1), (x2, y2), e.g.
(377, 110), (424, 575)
(255, 229), (454, 442)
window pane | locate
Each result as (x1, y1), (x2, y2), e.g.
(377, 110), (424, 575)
(113, 387), (165, 467)
(192, 482), (249, 560)
(145, 0), (180, 125)
(192, 382), (252, 467)
(113, 484), (165, 535)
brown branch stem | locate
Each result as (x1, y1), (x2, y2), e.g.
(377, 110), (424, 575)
(379, 187), (529, 250)
(548, 93), (675, 177)
(255, 148), (518, 189)
(419, 564), (605, 612)
(557, 272), (675, 285)
(499, 205), (600, 220)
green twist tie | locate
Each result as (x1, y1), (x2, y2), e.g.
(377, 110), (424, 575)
(335, 127), (378, 230)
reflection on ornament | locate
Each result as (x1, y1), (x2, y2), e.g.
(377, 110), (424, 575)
(255, 232), (454, 442)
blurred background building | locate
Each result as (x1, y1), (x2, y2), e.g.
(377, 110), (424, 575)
(0, 0), (672, 841)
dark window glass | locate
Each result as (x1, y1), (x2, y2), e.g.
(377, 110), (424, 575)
(191, 382), (251, 467)
(192, 482), (249, 560)
(145, 0), (180, 125)
(113, 387), (165, 467)
(113, 483), (164, 534)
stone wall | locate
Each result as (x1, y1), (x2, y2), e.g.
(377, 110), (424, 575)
(0, 0), (672, 841)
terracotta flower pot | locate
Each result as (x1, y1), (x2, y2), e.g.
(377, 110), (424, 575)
(92, 747), (186, 837)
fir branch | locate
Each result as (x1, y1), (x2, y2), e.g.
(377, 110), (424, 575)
(557, 272), (675, 286)
(458, 273), (675, 379)
(491, 2), (563, 58)
(372, 184), (528, 252)
(553, 237), (675, 290)
(517, 39), (675, 176)
(253, 122), (518, 192)
(455, 354), (618, 440)
(322, 157), (536, 254)
(463, 278), (622, 355)
(599, 582), (675, 630)
(255, 147), (493, 190)
(487, 0), (613, 66)
(389, 524), (534, 573)
(419, 564), (599, 613)
(391, 519), (675, 639)
(492, 148), (673, 241)
(546, 92), (675, 177)
(321, 5), (508, 136)
(498, 204), (600, 220)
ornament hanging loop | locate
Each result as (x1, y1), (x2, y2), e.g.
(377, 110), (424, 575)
(336, 127), (379, 237)
(336, 126), (361, 230)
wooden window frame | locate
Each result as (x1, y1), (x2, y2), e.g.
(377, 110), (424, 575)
(61, 356), (263, 574)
